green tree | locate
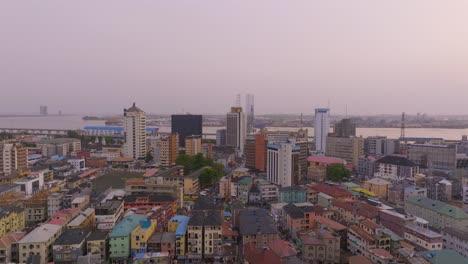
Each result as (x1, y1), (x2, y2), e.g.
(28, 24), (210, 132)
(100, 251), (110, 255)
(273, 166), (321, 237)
(199, 167), (218, 188)
(326, 164), (351, 182)
(145, 151), (153, 163)
(176, 154), (193, 175)
(67, 130), (81, 139)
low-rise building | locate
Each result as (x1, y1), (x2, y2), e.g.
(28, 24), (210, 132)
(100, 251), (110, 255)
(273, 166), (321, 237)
(168, 215), (190, 258)
(148, 232), (176, 257)
(47, 192), (65, 217)
(186, 210), (223, 262)
(305, 183), (353, 204)
(86, 230), (108, 262)
(0, 232), (26, 264)
(0, 206), (25, 237)
(109, 214), (148, 262)
(67, 208), (96, 229)
(405, 196), (468, 229)
(347, 220), (392, 263)
(307, 156), (346, 182)
(404, 223), (442, 251)
(374, 155), (419, 181)
(239, 209), (278, 249)
(363, 178), (392, 199)
(52, 228), (91, 263)
(95, 200), (124, 231)
(441, 227), (468, 259)
(131, 220), (157, 256)
(279, 186), (306, 203)
(18, 223), (64, 264)
(298, 227), (341, 264)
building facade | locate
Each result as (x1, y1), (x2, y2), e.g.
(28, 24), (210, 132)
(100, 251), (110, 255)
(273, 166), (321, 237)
(171, 114), (203, 147)
(267, 142), (300, 187)
(326, 136), (364, 165)
(157, 134), (179, 167)
(185, 135), (202, 156)
(123, 103), (147, 160)
(226, 107), (246, 153)
(314, 108), (330, 154)
(0, 140), (28, 175)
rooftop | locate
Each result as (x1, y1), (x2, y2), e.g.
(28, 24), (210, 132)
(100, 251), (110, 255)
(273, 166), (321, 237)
(87, 230), (109, 241)
(308, 183), (352, 198)
(307, 155), (346, 164)
(53, 229), (91, 246)
(421, 250), (468, 264)
(376, 155), (417, 167)
(365, 177), (392, 186)
(169, 215), (190, 237)
(19, 224), (62, 244)
(405, 223), (442, 239)
(109, 214), (148, 238)
(239, 208), (277, 236)
(406, 196), (468, 220)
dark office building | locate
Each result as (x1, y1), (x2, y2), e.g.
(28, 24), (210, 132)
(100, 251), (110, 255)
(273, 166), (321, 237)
(334, 118), (356, 137)
(171, 115), (203, 147)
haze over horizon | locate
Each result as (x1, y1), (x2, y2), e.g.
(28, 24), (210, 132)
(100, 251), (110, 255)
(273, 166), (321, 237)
(2, 1), (468, 115)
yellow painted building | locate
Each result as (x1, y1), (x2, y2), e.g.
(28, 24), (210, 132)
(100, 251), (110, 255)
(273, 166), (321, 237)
(130, 220), (157, 255)
(168, 215), (190, 256)
(0, 206), (25, 236)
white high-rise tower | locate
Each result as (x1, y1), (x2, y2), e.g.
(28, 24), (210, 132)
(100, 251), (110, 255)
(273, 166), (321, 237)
(245, 94), (255, 134)
(123, 103), (147, 159)
(314, 108), (330, 154)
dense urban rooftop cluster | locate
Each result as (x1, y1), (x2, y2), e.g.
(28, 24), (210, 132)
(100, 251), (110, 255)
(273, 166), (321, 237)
(1, 102), (468, 263)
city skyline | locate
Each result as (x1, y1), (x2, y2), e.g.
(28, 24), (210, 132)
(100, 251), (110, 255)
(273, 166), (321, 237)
(2, 1), (468, 115)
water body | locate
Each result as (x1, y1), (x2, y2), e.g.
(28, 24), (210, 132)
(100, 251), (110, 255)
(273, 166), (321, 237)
(1, 116), (467, 140)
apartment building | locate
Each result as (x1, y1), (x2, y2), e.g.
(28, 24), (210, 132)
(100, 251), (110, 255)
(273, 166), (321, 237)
(168, 215), (190, 257)
(95, 200), (124, 231)
(37, 138), (81, 157)
(86, 230), (108, 262)
(405, 196), (468, 229)
(0, 206), (25, 237)
(186, 210), (223, 262)
(298, 227), (341, 264)
(18, 223), (64, 264)
(0, 140), (28, 175)
(373, 155), (419, 181)
(52, 228), (91, 263)
(0, 232), (26, 264)
(239, 209), (278, 249)
(130, 220), (157, 255)
(109, 214), (148, 262)
(185, 135), (202, 156)
(326, 136), (364, 165)
(347, 220), (393, 263)
(157, 134), (179, 167)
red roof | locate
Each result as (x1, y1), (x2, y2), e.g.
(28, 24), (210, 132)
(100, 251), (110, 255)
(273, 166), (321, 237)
(79, 168), (102, 178)
(350, 225), (375, 242)
(308, 183), (352, 198)
(222, 222), (238, 237)
(48, 219), (66, 226)
(267, 239), (297, 258)
(361, 219), (379, 230)
(243, 242), (282, 264)
(143, 168), (160, 177)
(369, 249), (393, 259)
(308, 156), (345, 164)
(315, 216), (347, 231)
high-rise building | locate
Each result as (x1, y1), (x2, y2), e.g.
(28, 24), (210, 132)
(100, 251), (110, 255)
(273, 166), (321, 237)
(245, 136), (256, 170)
(185, 135), (202, 156)
(171, 115), (203, 147)
(39, 105), (48, 116)
(245, 94), (255, 134)
(255, 133), (268, 172)
(123, 103), (147, 159)
(314, 108), (330, 154)
(0, 140), (28, 175)
(267, 141), (300, 187)
(334, 118), (356, 137)
(215, 129), (226, 147)
(226, 107), (246, 153)
(365, 136), (400, 157)
(157, 134), (179, 167)
(326, 136), (364, 165)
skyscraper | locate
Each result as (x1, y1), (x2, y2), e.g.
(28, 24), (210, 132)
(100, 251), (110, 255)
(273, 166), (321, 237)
(0, 140), (28, 174)
(123, 103), (147, 159)
(245, 94), (255, 134)
(171, 115), (203, 147)
(314, 108), (330, 154)
(226, 107), (246, 153)
(267, 141), (300, 187)
(334, 118), (356, 137)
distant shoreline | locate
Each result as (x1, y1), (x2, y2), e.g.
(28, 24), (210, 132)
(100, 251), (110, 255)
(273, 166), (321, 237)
(0, 115), (74, 118)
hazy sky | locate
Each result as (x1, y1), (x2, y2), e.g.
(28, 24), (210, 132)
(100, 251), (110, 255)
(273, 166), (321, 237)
(1, 1), (468, 115)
